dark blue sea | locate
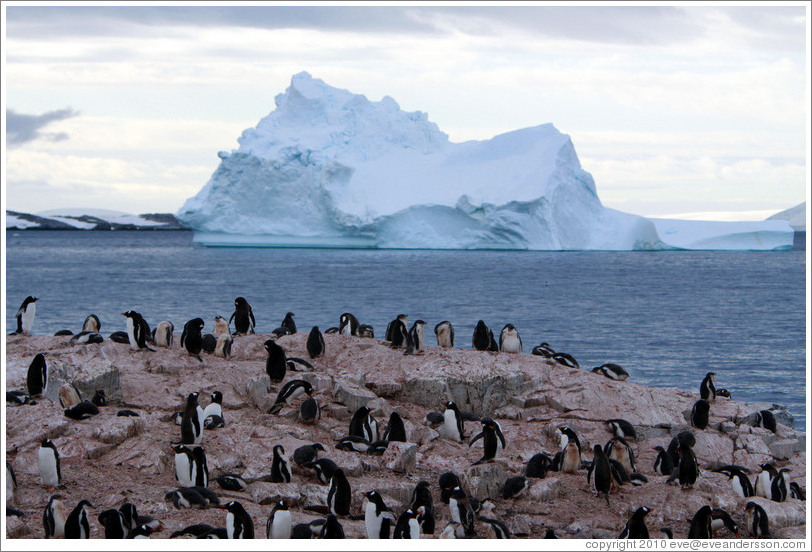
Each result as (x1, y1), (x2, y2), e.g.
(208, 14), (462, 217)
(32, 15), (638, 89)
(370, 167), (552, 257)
(5, 230), (808, 429)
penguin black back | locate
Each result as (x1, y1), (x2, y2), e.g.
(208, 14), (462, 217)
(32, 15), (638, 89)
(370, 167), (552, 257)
(27, 353), (48, 396)
(264, 339), (287, 382)
(619, 506), (651, 539)
(677, 442), (699, 487)
(472, 320), (493, 351)
(229, 297), (255, 335)
(64, 499), (93, 539)
(691, 399), (710, 429)
(700, 372), (716, 401)
(410, 480), (435, 534)
(383, 411), (407, 442)
(327, 468), (351, 516)
(687, 505), (713, 538)
(306, 326), (325, 359)
(180, 318), (205, 358)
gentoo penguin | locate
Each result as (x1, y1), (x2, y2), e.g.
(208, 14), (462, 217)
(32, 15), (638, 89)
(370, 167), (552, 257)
(213, 315), (230, 336)
(222, 500), (254, 539)
(386, 314), (408, 346)
(358, 324), (375, 338)
(287, 356), (315, 372)
(119, 502), (161, 536)
(544, 528), (559, 538)
(306, 326), (325, 359)
(180, 392), (203, 445)
(591, 363), (628, 380)
(531, 342), (555, 357)
(472, 320), (495, 351)
(43, 494), (67, 538)
(153, 321), (174, 348)
(667, 430), (695, 468)
(69, 331), (102, 344)
(269, 379), (313, 414)
(605, 436), (636, 473)
(434, 320), (455, 348)
(170, 523), (217, 539)
(191, 446), (209, 487)
(687, 505), (713, 539)
(588, 444), (613, 506)
(229, 297), (255, 335)
(15, 295), (38, 335)
(394, 507), (423, 539)
(714, 465), (754, 497)
(438, 472), (461, 504)
(201, 333), (217, 353)
(292, 443), (325, 468)
(215, 473), (249, 491)
(525, 452), (552, 478)
(606, 418), (637, 441)
(108, 331), (130, 343)
(557, 426), (582, 474)
(441, 401), (466, 442)
(440, 521), (461, 538)
(271, 325), (291, 339)
(327, 468), (351, 515)
(677, 441), (700, 487)
(349, 405), (378, 443)
(409, 480), (435, 534)
(324, 327), (339, 334)
(201, 391), (224, 427)
(81, 314), (101, 333)
(552, 352), (580, 368)
(700, 371), (717, 401)
(498, 324), (522, 353)
(502, 476), (529, 499)
(306, 458), (338, 484)
(770, 468), (789, 502)
(91, 389), (107, 407)
(271, 445), (291, 483)
(691, 399), (711, 429)
(122, 310), (153, 351)
(214, 333), (232, 359)
(404, 319), (426, 355)
(338, 312), (360, 336)
(264, 339), (287, 383)
(39, 439), (61, 489)
(653, 446), (675, 476)
(129, 524), (156, 538)
(755, 410), (778, 433)
(382, 411), (407, 442)
(64, 499), (93, 538)
(180, 318), (205, 359)
(618, 506), (651, 538)
(6, 389), (35, 406)
(479, 516), (510, 539)
(299, 397), (321, 424)
(164, 487), (219, 509)
(172, 445), (195, 487)
(710, 508), (739, 537)
(320, 514), (345, 538)
(363, 490), (395, 538)
(64, 400), (100, 420)
(789, 481), (805, 500)
(745, 501), (770, 537)
(27, 353), (48, 396)
(98, 508), (128, 538)
(335, 435), (373, 453)
(266, 500), (292, 539)
(469, 417), (506, 465)
(448, 486), (475, 538)
(716, 388), (732, 398)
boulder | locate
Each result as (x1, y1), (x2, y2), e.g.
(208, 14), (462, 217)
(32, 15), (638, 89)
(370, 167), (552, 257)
(382, 442), (417, 473)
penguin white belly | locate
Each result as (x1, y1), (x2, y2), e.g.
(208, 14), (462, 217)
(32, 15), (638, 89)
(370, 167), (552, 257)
(561, 444), (580, 473)
(21, 306), (36, 334)
(340, 324), (351, 336)
(202, 403), (221, 421)
(271, 510), (291, 539)
(408, 518), (421, 539)
(732, 477), (745, 498)
(449, 498), (462, 525)
(226, 513), (236, 538)
(175, 454), (192, 487)
(501, 334), (521, 353)
(755, 472), (772, 498)
(38, 449), (59, 487)
(443, 411), (461, 442)
(126, 318), (138, 350)
(365, 503), (382, 539)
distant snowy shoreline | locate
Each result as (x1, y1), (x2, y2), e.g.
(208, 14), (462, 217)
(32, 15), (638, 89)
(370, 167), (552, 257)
(5, 210), (185, 231)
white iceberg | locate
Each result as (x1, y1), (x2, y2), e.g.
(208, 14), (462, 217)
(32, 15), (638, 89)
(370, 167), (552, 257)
(177, 72), (793, 251)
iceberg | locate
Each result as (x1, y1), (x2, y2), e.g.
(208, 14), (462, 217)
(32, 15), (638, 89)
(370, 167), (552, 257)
(177, 72), (794, 251)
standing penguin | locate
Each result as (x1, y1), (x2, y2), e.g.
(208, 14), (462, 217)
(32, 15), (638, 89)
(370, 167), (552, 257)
(191, 446), (209, 487)
(281, 311), (297, 334)
(180, 318), (205, 360)
(653, 446), (675, 476)
(588, 444), (613, 506)
(363, 490), (395, 539)
(15, 296), (38, 335)
(39, 439), (61, 489)
(82, 314), (101, 333)
(382, 411), (407, 442)
(393, 508), (423, 539)
(434, 321), (455, 348)
(264, 339), (287, 383)
(27, 353), (48, 396)
(755, 410), (778, 433)
(172, 445), (194, 487)
(338, 313), (360, 336)
(213, 315), (230, 336)
(770, 468), (789, 502)
(558, 426), (582, 474)
(618, 506), (651, 538)
(755, 463), (777, 499)
(677, 441), (700, 488)
(201, 391), (224, 427)
(153, 321), (174, 348)
(222, 500), (254, 539)
(180, 392), (203, 445)
(606, 418), (637, 441)
(320, 514), (345, 538)
(700, 372), (717, 401)
(687, 505), (713, 538)
(715, 466), (755, 498)
(469, 417), (506, 465)
(348, 405), (378, 443)
(441, 401), (466, 442)
(43, 494), (67, 538)
(691, 399), (711, 429)
(409, 480), (435, 535)
(745, 501), (770, 537)
(327, 468), (352, 516)
(64, 499), (93, 538)
(405, 320), (427, 355)
(386, 314), (408, 346)
(448, 486), (475, 538)
(229, 297), (255, 335)
(98, 508), (128, 539)
(266, 500), (292, 539)
(299, 397), (321, 424)
(121, 311), (153, 351)
(271, 445), (291, 483)
(472, 320), (495, 351)
(306, 326), (325, 359)
(214, 333), (233, 359)
(605, 436), (636, 473)
(498, 324), (522, 354)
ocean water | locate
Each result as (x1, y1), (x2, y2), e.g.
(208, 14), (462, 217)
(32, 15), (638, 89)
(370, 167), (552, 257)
(5, 230), (808, 428)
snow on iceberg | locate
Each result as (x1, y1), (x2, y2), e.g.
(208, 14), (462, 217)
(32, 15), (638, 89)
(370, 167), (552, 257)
(177, 72), (793, 251)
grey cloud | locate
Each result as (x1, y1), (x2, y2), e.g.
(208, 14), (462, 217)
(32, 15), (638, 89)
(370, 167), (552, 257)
(6, 108), (79, 147)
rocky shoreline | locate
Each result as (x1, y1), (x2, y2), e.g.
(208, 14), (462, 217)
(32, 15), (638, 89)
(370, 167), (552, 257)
(4, 330), (807, 539)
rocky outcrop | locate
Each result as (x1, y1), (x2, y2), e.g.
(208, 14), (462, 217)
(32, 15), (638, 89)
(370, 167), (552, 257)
(5, 332), (806, 539)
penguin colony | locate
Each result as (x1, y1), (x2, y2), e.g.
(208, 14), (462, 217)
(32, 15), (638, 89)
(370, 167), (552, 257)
(5, 296), (805, 540)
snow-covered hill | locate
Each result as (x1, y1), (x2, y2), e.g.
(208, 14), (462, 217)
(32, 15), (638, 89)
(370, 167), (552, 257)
(5, 210), (183, 231)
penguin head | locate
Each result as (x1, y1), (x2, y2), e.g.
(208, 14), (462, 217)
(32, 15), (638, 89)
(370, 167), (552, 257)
(211, 391), (223, 403)
(635, 506), (652, 518)
(717, 389), (732, 398)
(76, 499), (94, 510)
(234, 297), (248, 309)
(272, 500), (291, 512)
(264, 339), (278, 352)
(187, 392), (199, 405)
(286, 311), (295, 318)
(311, 443), (325, 452)
(273, 444), (285, 456)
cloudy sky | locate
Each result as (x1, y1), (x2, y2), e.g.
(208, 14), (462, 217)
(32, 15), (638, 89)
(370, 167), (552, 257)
(2, 3), (809, 220)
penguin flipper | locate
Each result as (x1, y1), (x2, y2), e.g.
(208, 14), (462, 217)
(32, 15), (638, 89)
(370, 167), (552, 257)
(469, 431), (484, 447)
